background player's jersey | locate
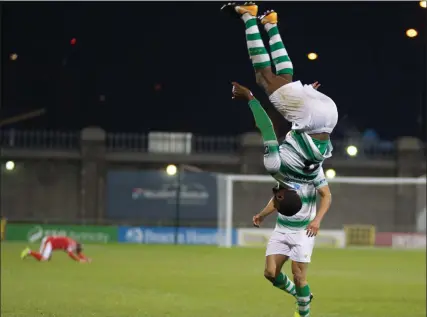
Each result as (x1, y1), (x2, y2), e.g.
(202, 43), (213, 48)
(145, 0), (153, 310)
(264, 131), (330, 232)
(273, 170), (327, 233)
(47, 236), (76, 252)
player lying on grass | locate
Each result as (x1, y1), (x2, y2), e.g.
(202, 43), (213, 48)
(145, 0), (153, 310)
(21, 236), (91, 263)
(232, 82), (332, 317)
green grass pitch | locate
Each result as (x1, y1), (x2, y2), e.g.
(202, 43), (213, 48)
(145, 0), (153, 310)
(1, 242), (425, 317)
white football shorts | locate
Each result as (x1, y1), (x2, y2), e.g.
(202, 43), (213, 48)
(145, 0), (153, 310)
(268, 81), (338, 134)
(265, 230), (315, 263)
(39, 237), (52, 260)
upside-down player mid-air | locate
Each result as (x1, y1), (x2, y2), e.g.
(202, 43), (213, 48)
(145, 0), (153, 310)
(223, 3), (338, 317)
(232, 82), (332, 317)
(20, 236), (91, 263)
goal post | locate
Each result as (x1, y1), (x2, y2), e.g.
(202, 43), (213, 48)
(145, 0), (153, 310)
(217, 175), (426, 248)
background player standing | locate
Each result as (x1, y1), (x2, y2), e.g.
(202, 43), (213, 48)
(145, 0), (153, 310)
(21, 236), (91, 263)
(232, 82), (333, 317)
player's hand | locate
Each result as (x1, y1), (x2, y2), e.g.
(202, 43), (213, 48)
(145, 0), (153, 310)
(79, 258), (91, 263)
(306, 219), (321, 237)
(232, 82), (254, 101)
(311, 81), (321, 90)
(253, 213), (264, 228)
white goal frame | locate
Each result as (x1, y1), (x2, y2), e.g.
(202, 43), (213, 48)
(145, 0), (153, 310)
(217, 175), (426, 248)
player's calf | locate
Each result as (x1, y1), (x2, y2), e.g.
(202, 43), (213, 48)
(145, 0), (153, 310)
(264, 255), (297, 297)
(221, 2), (287, 95)
(21, 248), (47, 261)
(292, 262), (312, 317)
(266, 270), (297, 297)
(292, 265), (307, 287)
(263, 266), (277, 282)
(259, 10), (294, 83)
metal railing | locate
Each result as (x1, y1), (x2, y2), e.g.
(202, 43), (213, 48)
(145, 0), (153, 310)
(106, 132), (148, 152)
(0, 128), (418, 159)
(0, 129), (79, 150)
(105, 133), (240, 154)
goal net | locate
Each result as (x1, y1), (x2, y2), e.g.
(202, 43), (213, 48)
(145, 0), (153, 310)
(217, 175), (426, 248)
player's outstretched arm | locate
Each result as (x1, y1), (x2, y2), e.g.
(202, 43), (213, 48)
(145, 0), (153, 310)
(78, 253), (91, 263)
(315, 185), (332, 221)
(67, 251), (91, 263)
(253, 197), (276, 227)
(67, 251), (81, 261)
(306, 184), (332, 237)
(231, 82), (281, 173)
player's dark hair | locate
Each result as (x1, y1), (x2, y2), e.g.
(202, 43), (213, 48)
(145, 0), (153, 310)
(272, 186), (302, 217)
(76, 243), (83, 253)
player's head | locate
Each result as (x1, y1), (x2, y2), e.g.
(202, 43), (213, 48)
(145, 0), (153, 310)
(76, 243), (83, 254)
(272, 187), (302, 217)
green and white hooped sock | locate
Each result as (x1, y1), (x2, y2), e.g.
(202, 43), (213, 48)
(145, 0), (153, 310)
(242, 13), (271, 69)
(296, 285), (311, 317)
(264, 23), (294, 76)
(273, 272), (297, 296)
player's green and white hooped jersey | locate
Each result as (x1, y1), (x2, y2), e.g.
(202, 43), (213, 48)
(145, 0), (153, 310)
(264, 130), (332, 233)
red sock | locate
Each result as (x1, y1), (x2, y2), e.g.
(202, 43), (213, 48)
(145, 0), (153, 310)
(29, 251), (43, 261)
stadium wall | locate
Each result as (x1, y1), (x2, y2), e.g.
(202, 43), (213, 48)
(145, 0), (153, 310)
(5, 223), (118, 244)
(2, 129), (425, 229)
(4, 223), (425, 249)
(106, 170), (218, 226)
(236, 228), (426, 249)
(118, 226), (238, 245)
(375, 232), (426, 249)
(237, 228), (346, 248)
(3, 223), (238, 246)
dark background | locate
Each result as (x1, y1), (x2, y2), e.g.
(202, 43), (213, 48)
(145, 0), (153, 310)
(2, 1), (426, 141)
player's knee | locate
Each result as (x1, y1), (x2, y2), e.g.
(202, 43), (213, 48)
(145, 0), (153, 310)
(292, 271), (307, 287)
(278, 73), (293, 83)
(264, 268), (278, 282)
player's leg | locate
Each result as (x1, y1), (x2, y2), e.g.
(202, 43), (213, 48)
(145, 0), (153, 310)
(21, 237), (48, 259)
(292, 262), (312, 317)
(221, 2), (288, 95)
(39, 237), (47, 253)
(290, 232), (316, 317)
(259, 10), (293, 83)
(41, 241), (52, 260)
(264, 231), (297, 297)
(27, 241), (52, 261)
(264, 255), (298, 297)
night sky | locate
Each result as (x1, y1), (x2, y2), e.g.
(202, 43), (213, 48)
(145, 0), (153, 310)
(2, 1), (426, 141)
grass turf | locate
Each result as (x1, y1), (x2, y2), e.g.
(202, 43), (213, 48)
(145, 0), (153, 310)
(1, 242), (425, 317)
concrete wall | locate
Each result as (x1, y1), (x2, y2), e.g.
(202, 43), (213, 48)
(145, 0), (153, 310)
(1, 160), (80, 222)
(1, 127), (425, 231)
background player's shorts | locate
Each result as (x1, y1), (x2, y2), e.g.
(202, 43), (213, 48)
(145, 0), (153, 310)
(39, 237), (52, 260)
(265, 230), (315, 263)
(268, 81), (338, 133)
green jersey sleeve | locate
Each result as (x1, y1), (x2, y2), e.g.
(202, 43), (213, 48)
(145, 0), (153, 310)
(248, 99), (281, 174)
(313, 167), (328, 189)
